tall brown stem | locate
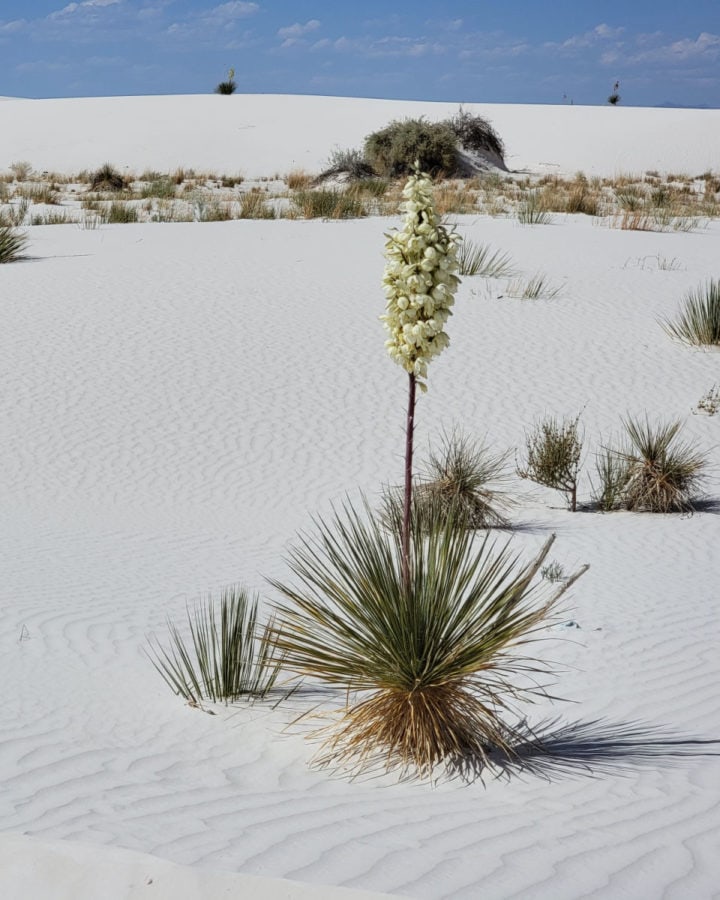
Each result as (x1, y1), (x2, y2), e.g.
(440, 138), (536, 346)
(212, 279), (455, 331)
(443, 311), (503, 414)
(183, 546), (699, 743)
(401, 371), (417, 593)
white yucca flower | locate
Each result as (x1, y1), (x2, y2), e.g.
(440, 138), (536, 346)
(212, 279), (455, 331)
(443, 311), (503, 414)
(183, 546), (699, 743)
(381, 167), (460, 390)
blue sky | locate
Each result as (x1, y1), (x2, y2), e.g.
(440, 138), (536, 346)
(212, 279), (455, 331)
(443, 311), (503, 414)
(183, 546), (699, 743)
(1, 1), (718, 106)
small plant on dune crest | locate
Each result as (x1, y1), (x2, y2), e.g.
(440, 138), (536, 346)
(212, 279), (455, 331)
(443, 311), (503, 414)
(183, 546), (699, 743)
(0, 223), (28, 263)
(215, 67), (237, 95)
(271, 168), (587, 780)
(518, 415), (584, 511)
(90, 163), (126, 192)
(272, 508), (586, 778)
(662, 279), (720, 346)
(457, 239), (515, 277)
(694, 385), (720, 416)
(382, 431), (514, 532)
(608, 80), (621, 105)
(617, 417), (707, 513)
(147, 587), (282, 705)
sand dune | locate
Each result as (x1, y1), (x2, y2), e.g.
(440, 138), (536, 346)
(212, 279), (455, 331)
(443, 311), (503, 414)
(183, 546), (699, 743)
(0, 95), (719, 900)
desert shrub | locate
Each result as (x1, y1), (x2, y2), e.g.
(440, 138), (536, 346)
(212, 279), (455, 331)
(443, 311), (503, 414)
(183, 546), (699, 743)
(107, 201), (138, 223)
(215, 67), (236, 95)
(271, 504), (586, 778)
(286, 169), (313, 190)
(618, 418), (707, 512)
(382, 431), (513, 532)
(239, 190), (276, 219)
(141, 179), (176, 199)
(147, 586), (282, 704)
(292, 188), (366, 219)
(323, 148), (376, 179)
(662, 279), (720, 346)
(564, 183), (600, 215)
(364, 118), (458, 178)
(0, 223), (28, 263)
(10, 160), (32, 181)
(518, 415), (583, 511)
(447, 108), (505, 163)
(90, 163), (126, 192)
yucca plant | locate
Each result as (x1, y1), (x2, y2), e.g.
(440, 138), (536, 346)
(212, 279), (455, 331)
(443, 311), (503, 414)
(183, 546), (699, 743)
(517, 192), (553, 225)
(662, 280), (720, 346)
(382, 431), (513, 531)
(618, 417), (707, 512)
(147, 586), (283, 704)
(90, 163), (126, 192)
(0, 223), (28, 263)
(518, 415), (583, 511)
(271, 504), (587, 778)
(457, 239), (515, 277)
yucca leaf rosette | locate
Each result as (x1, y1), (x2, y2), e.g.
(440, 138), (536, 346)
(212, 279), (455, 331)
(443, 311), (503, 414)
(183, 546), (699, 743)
(381, 168), (460, 391)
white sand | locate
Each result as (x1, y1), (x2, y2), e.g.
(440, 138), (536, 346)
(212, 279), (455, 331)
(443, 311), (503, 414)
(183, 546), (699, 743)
(0, 95), (719, 900)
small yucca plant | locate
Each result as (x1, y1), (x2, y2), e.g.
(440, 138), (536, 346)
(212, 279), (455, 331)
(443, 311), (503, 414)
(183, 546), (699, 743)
(147, 586), (283, 704)
(90, 163), (126, 192)
(271, 504), (587, 779)
(618, 417), (707, 512)
(0, 223), (28, 263)
(215, 67), (237, 95)
(457, 239), (515, 277)
(382, 431), (513, 530)
(662, 280), (720, 346)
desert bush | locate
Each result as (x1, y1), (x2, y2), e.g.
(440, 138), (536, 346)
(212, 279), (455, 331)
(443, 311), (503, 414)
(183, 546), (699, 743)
(10, 160), (32, 181)
(448, 108), (505, 164)
(564, 182), (600, 215)
(141, 179), (176, 199)
(518, 415), (583, 511)
(147, 586), (282, 704)
(215, 67), (236, 95)
(457, 239), (515, 277)
(0, 223), (28, 263)
(364, 118), (458, 178)
(383, 431), (513, 532)
(616, 417), (707, 512)
(271, 504), (586, 778)
(292, 188), (366, 219)
(323, 148), (376, 179)
(90, 163), (126, 191)
(286, 169), (313, 190)
(662, 279), (720, 346)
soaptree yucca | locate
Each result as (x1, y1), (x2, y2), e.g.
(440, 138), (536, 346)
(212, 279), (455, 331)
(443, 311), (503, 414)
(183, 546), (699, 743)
(271, 505), (586, 778)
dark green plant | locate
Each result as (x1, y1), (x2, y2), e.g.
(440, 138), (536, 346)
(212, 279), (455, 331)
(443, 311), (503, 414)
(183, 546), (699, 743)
(147, 586), (282, 704)
(364, 118), (458, 178)
(215, 68), (237, 95)
(90, 163), (126, 192)
(271, 503), (587, 778)
(0, 223), (28, 263)
(518, 415), (583, 511)
(618, 417), (707, 512)
(662, 280), (720, 346)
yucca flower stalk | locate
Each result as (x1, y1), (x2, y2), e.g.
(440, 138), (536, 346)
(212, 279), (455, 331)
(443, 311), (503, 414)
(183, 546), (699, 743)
(380, 165), (460, 586)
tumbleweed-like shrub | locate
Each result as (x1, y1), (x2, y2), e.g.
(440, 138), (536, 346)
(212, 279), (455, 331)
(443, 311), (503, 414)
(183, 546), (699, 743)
(90, 163), (126, 192)
(147, 586), (282, 705)
(518, 415), (583, 511)
(271, 504), (586, 779)
(364, 118), (459, 178)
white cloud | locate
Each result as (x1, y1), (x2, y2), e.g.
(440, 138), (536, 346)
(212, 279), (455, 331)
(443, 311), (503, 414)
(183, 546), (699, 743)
(205, 1), (259, 24)
(278, 19), (320, 40)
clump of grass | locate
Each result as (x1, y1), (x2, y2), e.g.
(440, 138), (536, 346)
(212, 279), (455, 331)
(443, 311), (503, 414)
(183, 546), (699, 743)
(0, 197), (30, 227)
(271, 504), (587, 779)
(592, 447), (631, 511)
(620, 417), (707, 512)
(0, 223), (28, 263)
(107, 201), (138, 223)
(147, 586), (282, 705)
(286, 169), (313, 190)
(90, 163), (126, 192)
(239, 190), (276, 219)
(504, 273), (562, 300)
(457, 239), (515, 277)
(662, 279), (720, 346)
(541, 561), (565, 582)
(141, 179), (176, 199)
(518, 414), (583, 511)
(517, 192), (553, 225)
(292, 188), (366, 219)
(383, 431), (514, 532)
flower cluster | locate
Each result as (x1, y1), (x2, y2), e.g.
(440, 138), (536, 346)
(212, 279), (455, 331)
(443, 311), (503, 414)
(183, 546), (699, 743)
(381, 168), (460, 390)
